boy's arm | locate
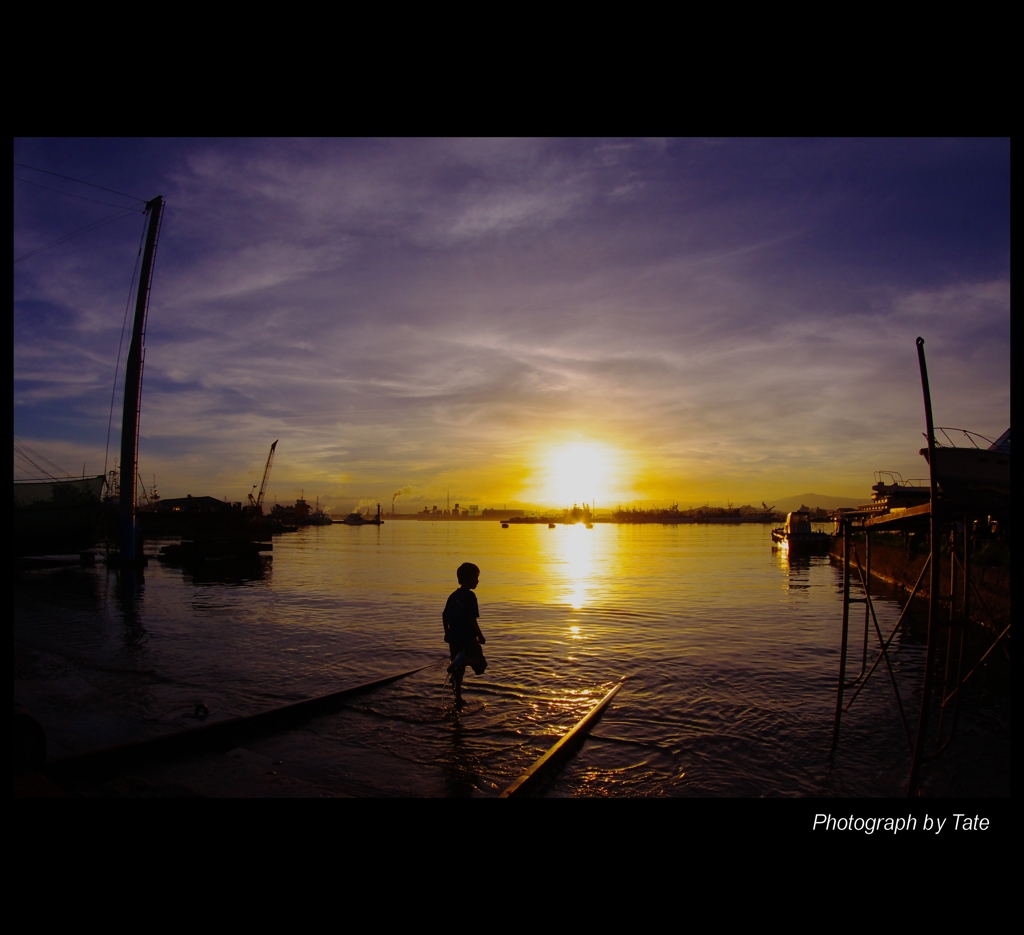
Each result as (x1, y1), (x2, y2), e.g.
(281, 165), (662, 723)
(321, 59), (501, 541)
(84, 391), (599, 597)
(472, 594), (485, 643)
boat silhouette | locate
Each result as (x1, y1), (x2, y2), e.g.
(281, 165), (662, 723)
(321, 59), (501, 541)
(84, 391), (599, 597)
(341, 503), (384, 526)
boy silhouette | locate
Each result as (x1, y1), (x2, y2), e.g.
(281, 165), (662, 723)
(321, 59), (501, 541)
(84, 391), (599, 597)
(443, 562), (487, 708)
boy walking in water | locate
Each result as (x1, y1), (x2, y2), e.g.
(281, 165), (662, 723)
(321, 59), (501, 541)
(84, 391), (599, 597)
(443, 562), (487, 708)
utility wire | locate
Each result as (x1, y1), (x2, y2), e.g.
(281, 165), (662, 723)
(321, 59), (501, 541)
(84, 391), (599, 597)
(14, 174), (142, 210)
(25, 441), (75, 476)
(14, 438), (75, 480)
(14, 450), (56, 480)
(14, 207), (139, 264)
(14, 442), (58, 477)
(14, 449), (62, 481)
(13, 161), (146, 203)
(14, 447), (54, 479)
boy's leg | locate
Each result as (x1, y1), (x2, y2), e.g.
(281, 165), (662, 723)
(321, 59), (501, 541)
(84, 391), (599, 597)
(466, 645), (487, 675)
(468, 655), (487, 675)
(452, 667), (465, 706)
(449, 645), (467, 704)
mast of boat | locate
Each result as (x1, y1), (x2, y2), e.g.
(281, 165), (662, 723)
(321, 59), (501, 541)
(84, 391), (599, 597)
(119, 196), (165, 561)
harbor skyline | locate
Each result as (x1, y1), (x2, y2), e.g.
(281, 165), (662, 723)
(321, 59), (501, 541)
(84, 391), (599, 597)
(14, 138), (1010, 513)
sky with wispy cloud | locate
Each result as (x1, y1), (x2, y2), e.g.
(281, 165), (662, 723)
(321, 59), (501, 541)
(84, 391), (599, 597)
(13, 138), (1010, 512)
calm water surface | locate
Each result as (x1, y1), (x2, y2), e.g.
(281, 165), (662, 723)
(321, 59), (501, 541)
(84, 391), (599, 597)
(12, 522), (1009, 796)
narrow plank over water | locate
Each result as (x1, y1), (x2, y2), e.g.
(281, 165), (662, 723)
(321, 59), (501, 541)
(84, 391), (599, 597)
(499, 677), (627, 798)
(45, 663), (432, 785)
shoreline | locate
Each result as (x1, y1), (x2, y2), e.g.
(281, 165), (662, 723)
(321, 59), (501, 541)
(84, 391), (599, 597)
(376, 515), (781, 524)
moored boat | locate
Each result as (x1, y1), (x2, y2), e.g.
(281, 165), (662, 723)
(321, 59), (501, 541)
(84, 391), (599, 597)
(308, 497), (333, 525)
(919, 427), (1010, 498)
(271, 493), (334, 526)
(771, 509), (832, 552)
(341, 503), (384, 526)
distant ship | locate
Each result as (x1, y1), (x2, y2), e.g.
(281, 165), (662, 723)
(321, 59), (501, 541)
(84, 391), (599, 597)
(308, 496), (333, 526)
(271, 494), (333, 526)
(341, 504), (383, 526)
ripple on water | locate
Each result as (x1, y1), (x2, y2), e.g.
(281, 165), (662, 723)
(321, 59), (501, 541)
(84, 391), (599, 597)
(13, 522), (1009, 796)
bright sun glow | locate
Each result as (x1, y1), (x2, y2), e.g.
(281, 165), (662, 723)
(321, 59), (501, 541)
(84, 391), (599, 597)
(548, 442), (614, 507)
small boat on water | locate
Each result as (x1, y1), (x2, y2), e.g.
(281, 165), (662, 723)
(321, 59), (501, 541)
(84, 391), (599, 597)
(341, 503), (384, 526)
(308, 496), (333, 526)
(771, 509), (832, 552)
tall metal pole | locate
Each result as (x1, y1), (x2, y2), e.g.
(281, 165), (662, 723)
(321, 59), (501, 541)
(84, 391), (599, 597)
(119, 196), (165, 561)
(908, 336), (939, 796)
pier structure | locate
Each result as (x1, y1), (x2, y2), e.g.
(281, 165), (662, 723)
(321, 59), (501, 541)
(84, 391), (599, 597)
(829, 338), (1010, 796)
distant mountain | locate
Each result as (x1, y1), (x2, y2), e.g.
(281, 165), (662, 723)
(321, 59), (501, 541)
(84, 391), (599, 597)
(770, 493), (866, 513)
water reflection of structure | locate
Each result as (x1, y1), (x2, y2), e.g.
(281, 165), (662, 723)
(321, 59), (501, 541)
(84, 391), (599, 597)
(443, 720), (486, 797)
(775, 544), (819, 578)
(113, 565), (147, 649)
(176, 553), (272, 586)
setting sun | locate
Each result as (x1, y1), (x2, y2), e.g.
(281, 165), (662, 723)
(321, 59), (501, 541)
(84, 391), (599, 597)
(547, 443), (615, 507)
(12, 138), (1007, 801)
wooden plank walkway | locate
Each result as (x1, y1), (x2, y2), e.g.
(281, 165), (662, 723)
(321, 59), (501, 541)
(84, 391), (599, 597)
(499, 677), (627, 798)
(44, 663), (432, 786)
(864, 501), (931, 529)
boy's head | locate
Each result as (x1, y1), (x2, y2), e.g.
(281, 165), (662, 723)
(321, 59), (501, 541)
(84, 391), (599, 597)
(457, 562), (480, 587)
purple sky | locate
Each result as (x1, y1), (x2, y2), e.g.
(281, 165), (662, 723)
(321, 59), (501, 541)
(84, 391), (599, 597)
(13, 138), (1010, 512)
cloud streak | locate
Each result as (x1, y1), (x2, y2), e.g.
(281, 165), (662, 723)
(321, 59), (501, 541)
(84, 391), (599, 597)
(13, 138), (1009, 507)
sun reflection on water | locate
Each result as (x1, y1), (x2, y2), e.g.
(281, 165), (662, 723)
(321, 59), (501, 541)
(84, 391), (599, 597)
(561, 522), (594, 609)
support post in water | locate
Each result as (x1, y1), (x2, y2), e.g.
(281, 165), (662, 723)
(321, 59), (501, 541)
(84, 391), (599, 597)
(864, 528), (871, 674)
(908, 335), (940, 797)
(830, 516), (852, 759)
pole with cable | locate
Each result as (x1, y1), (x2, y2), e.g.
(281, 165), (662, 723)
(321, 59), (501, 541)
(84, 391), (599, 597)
(908, 336), (940, 796)
(118, 196), (164, 562)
